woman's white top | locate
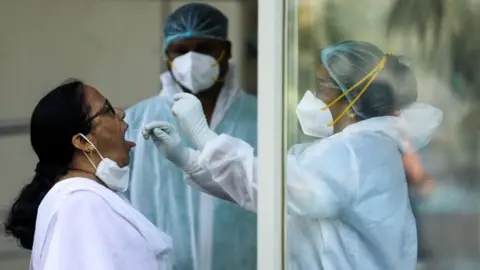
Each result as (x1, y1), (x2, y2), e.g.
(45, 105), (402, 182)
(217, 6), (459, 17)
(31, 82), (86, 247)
(29, 177), (172, 270)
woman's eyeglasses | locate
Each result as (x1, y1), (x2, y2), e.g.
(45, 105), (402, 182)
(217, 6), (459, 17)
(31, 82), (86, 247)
(87, 99), (115, 121)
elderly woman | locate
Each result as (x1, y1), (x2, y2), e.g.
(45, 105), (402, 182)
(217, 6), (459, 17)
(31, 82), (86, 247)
(4, 79), (172, 270)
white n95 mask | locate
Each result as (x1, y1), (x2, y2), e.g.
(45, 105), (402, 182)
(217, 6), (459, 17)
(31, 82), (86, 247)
(171, 51), (220, 94)
(78, 134), (130, 192)
(296, 90), (334, 138)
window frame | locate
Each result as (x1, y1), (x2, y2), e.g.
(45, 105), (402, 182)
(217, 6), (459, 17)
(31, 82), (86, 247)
(257, 0), (286, 269)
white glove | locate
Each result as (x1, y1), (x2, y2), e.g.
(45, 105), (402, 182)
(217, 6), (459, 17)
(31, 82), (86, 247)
(142, 121), (200, 174)
(172, 93), (218, 150)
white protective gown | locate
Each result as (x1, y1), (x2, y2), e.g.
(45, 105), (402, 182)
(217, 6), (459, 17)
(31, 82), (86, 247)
(185, 103), (442, 270)
(30, 177), (172, 270)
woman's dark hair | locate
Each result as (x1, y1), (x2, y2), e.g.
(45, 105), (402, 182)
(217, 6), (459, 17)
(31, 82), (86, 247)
(322, 40), (418, 119)
(3, 79), (92, 249)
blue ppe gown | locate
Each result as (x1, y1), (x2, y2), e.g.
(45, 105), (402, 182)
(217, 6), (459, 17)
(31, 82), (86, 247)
(124, 67), (257, 270)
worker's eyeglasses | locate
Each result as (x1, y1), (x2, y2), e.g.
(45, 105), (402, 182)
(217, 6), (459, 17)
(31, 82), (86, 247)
(87, 99), (115, 121)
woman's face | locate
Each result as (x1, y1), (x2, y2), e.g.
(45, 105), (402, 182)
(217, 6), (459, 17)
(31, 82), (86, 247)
(314, 66), (356, 132)
(81, 85), (135, 167)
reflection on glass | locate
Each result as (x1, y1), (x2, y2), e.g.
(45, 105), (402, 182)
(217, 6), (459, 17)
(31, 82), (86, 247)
(283, 0), (480, 269)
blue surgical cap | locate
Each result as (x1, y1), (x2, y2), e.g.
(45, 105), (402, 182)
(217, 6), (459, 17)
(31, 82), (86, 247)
(163, 3), (229, 52)
(320, 41), (417, 119)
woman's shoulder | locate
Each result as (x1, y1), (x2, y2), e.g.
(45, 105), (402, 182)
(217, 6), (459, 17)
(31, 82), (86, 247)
(33, 178), (122, 249)
(39, 178), (117, 220)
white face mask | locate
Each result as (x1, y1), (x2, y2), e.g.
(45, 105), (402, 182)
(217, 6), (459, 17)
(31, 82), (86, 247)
(170, 51), (220, 94)
(296, 90), (334, 138)
(78, 134), (130, 192)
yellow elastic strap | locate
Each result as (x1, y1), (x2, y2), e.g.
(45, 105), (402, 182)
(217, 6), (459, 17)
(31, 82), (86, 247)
(322, 51), (393, 127)
(212, 50), (225, 67)
(212, 50), (226, 83)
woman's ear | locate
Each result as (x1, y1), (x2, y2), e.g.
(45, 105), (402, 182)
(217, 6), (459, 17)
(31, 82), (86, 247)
(338, 101), (358, 124)
(71, 134), (94, 152)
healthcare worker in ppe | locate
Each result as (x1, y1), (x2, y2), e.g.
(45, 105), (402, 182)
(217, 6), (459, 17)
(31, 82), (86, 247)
(125, 3), (257, 270)
(4, 80), (172, 270)
(143, 41), (444, 269)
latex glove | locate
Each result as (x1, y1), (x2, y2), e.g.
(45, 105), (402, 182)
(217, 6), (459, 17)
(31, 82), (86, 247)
(172, 93), (218, 150)
(142, 121), (200, 174)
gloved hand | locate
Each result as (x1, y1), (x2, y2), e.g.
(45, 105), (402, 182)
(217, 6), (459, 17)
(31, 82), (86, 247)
(172, 93), (218, 150)
(142, 121), (200, 174)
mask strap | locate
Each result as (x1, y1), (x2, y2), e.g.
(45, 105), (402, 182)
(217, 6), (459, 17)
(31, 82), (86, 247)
(212, 50), (225, 67)
(212, 50), (226, 83)
(322, 51), (394, 127)
(77, 133), (104, 170)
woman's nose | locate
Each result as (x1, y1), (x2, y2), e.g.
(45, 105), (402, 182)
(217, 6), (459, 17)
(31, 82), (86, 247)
(115, 108), (126, 120)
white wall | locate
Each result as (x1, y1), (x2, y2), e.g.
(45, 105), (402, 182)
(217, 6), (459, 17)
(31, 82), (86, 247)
(0, 1), (248, 269)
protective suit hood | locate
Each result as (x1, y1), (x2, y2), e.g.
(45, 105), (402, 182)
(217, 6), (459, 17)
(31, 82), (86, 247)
(344, 102), (443, 153)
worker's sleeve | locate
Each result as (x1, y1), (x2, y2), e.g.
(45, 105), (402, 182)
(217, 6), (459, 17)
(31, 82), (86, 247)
(196, 134), (259, 213)
(285, 139), (357, 218)
(184, 167), (235, 202)
(196, 134), (357, 218)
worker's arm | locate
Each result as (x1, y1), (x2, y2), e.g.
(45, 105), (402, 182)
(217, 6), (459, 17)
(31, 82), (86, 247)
(195, 134), (355, 218)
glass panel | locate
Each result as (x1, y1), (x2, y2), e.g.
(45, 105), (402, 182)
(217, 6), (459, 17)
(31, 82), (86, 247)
(283, 0), (480, 269)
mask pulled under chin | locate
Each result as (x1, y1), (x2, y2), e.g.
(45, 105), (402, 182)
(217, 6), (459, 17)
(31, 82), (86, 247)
(95, 158), (130, 192)
(170, 51), (220, 94)
(78, 134), (130, 192)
